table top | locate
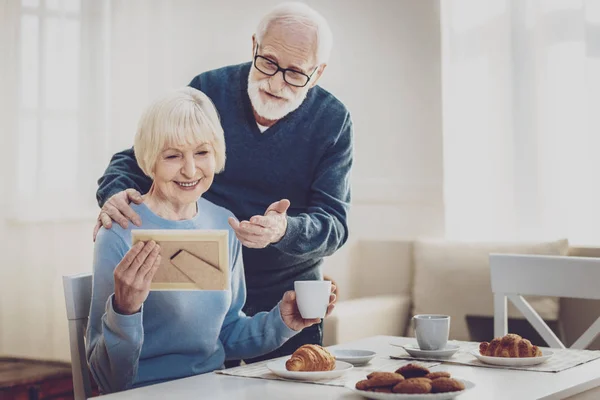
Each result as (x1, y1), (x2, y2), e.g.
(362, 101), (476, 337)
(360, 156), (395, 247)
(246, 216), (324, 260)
(93, 336), (600, 400)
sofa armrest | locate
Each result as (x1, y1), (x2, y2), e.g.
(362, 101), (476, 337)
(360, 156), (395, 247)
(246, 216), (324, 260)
(323, 295), (412, 346)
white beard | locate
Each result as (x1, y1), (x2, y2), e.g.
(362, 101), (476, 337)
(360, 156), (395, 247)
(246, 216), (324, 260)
(247, 69), (308, 121)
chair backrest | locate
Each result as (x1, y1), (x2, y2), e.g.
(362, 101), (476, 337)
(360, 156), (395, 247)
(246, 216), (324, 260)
(63, 273), (93, 400)
(490, 254), (600, 349)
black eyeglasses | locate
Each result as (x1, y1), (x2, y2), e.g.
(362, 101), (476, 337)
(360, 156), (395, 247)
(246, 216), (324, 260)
(253, 43), (318, 88)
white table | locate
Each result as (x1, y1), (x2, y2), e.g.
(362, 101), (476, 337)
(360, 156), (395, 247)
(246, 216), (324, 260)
(92, 335), (600, 400)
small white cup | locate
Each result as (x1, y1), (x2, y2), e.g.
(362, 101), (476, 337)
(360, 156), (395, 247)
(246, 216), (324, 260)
(294, 280), (331, 319)
(413, 314), (450, 350)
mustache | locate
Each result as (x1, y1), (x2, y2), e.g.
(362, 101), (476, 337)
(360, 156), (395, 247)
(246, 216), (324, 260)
(253, 79), (295, 101)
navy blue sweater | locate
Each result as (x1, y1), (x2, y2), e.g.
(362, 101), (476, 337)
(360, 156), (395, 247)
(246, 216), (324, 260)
(97, 62), (353, 305)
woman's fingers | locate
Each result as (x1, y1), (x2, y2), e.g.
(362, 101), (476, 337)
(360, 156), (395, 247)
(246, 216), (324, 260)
(115, 242), (144, 275)
(144, 254), (161, 283)
(138, 244), (161, 277)
(131, 241), (157, 271)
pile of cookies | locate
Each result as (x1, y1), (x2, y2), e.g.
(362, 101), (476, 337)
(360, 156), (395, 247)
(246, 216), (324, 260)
(354, 363), (465, 394)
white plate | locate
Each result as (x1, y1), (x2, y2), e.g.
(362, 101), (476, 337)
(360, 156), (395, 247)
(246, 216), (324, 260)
(399, 344), (460, 358)
(471, 350), (554, 366)
(345, 379), (475, 400)
(266, 358), (353, 380)
(331, 349), (377, 365)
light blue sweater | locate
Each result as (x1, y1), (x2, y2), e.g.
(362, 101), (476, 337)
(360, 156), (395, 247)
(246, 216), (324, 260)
(86, 197), (298, 393)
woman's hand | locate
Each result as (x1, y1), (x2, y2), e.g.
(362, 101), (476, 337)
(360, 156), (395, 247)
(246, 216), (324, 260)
(280, 284), (337, 331)
(113, 240), (161, 315)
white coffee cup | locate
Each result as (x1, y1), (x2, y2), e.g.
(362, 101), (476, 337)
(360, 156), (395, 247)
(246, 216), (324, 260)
(413, 314), (450, 350)
(294, 280), (331, 319)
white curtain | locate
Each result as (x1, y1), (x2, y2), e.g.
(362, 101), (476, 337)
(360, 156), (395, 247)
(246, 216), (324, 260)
(442, 0), (600, 244)
(0, 0), (112, 360)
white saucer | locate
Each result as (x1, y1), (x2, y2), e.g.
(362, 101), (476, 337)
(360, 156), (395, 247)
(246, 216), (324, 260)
(331, 349), (377, 365)
(392, 343), (460, 358)
(471, 349), (554, 366)
(266, 359), (353, 380)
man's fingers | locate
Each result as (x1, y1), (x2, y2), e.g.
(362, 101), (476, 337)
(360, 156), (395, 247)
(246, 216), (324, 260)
(93, 220), (102, 242)
(103, 203), (129, 229)
(119, 203), (142, 227)
(228, 217), (240, 230)
(266, 199), (290, 215)
(249, 215), (275, 228)
(283, 290), (295, 303)
(126, 189), (144, 205)
(113, 194), (142, 226)
(99, 212), (112, 230)
(238, 221), (266, 235)
(325, 303), (335, 317)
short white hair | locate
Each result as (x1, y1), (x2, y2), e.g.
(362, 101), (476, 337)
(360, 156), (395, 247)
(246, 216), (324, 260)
(255, 2), (333, 64)
(134, 87), (226, 179)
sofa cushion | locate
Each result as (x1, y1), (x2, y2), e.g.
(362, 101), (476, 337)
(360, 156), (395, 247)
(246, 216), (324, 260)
(412, 238), (569, 341)
(323, 295), (412, 346)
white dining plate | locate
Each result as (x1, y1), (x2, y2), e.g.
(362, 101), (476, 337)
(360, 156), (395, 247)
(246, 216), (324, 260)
(266, 359), (353, 380)
(471, 350), (554, 366)
(345, 379), (475, 400)
(331, 349), (377, 365)
(399, 344), (460, 359)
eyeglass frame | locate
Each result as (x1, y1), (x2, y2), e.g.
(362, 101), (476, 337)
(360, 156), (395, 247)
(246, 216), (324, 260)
(253, 42), (319, 88)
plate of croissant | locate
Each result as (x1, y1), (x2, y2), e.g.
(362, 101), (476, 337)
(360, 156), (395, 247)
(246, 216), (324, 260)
(472, 333), (554, 366)
(267, 344), (353, 380)
(346, 363), (475, 399)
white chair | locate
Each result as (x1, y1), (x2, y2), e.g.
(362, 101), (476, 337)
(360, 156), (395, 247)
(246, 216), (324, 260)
(490, 254), (600, 349)
(63, 273), (93, 400)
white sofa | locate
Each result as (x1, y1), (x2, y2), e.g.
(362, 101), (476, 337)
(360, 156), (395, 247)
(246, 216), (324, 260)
(324, 239), (600, 350)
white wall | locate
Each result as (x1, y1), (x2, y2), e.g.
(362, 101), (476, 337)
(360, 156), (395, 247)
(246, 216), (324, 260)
(0, 0), (442, 360)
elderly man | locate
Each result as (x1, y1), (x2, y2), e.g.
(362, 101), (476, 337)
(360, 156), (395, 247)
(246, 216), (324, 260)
(94, 2), (353, 362)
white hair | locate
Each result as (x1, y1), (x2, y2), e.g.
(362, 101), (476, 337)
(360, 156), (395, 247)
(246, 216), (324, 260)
(134, 87), (226, 179)
(255, 2), (333, 64)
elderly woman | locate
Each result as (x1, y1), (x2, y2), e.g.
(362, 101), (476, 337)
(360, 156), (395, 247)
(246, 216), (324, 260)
(86, 87), (335, 394)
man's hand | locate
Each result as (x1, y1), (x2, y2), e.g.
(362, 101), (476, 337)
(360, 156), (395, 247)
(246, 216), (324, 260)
(93, 189), (144, 241)
(279, 284), (337, 331)
(228, 199), (290, 249)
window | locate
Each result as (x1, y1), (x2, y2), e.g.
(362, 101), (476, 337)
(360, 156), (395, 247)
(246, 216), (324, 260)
(14, 0), (109, 221)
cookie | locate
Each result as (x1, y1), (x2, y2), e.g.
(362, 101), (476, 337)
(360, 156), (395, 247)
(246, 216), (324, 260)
(395, 363), (431, 378)
(392, 379), (432, 394)
(365, 372), (405, 387)
(355, 379), (370, 390)
(431, 377), (466, 393)
(425, 371), (451, 380)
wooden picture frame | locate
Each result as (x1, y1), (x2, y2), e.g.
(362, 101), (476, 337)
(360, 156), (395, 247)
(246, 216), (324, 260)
(131, 229), (229, 291)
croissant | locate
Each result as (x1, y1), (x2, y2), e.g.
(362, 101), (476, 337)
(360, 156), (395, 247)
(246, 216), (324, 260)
(285, 344), (336, 371)
(479, 333), (542, 358)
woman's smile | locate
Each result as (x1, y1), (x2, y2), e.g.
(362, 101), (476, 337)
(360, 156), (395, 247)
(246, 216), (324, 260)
(174, 179), (200, 190)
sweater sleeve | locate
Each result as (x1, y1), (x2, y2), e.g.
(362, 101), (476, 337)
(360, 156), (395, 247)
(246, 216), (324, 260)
(86, 229), (144, 393)
(219, 237), (298, 360)
(96, 148), (153, 207)
(272, 113), (353, 258)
